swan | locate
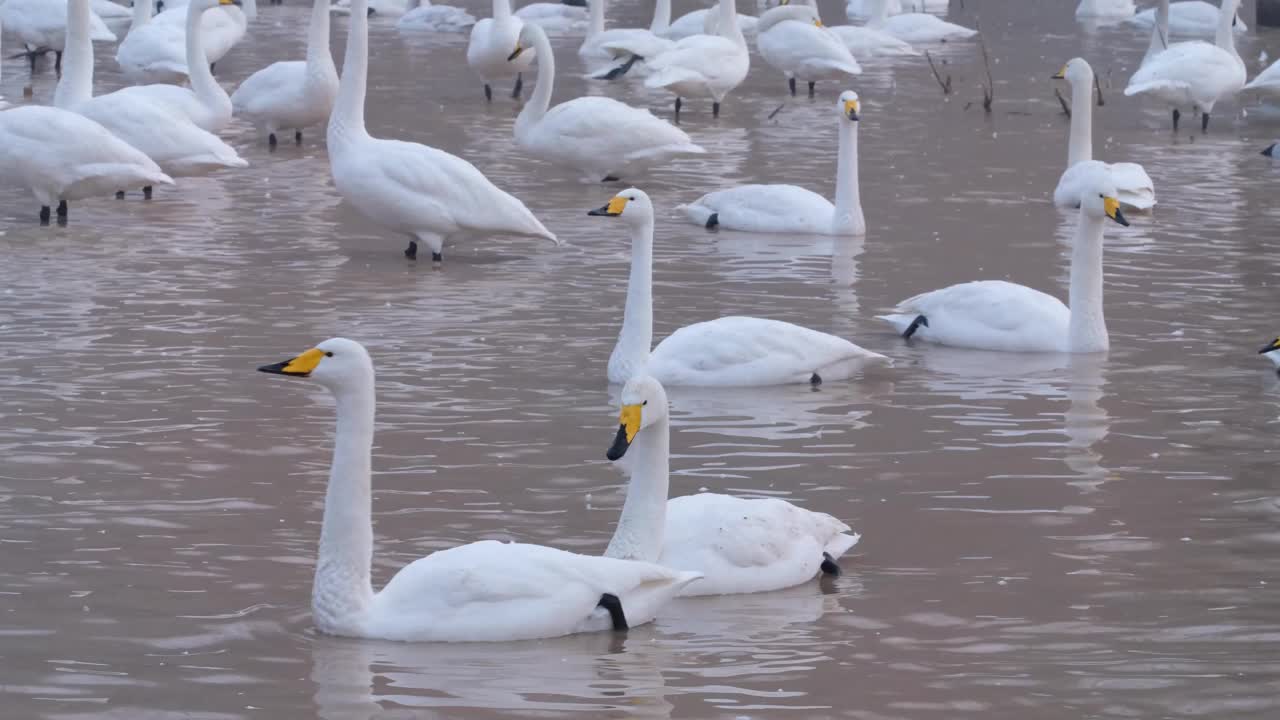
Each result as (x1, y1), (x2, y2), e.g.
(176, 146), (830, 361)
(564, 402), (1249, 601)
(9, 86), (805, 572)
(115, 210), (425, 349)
(579, 0), (673, 72)
(590, 188), (889, 386)
(514, 0), (588, 34)
(116, 0), (251, 83)
(1244, 59), (1280, 100)
(847, 0), (946, 18)
(1075, 0), (1134, 18)
(466, 0), (535, 101)
(1124, 0), (1245, 132)
(0, 0), (115, 75)
(602, 375), (861, 596)
(663, 4), (756, 41)
(681, 91), (864, 234)
(232, 0), (339, 146)
(864, 0), (975, 43)
(1052, 58), (1155, 211)
(756, 3), (860, 97)
(0, 106), (173, 224)
(643, 0), (750, 121)
(329, 0), (558, 261)
(1139, 0), (1170, 66)
(256, 338), (702, 642)
(877, 176), (1129, 353)
(151, 0), (254, 68)
(91, 0), (132, 20)
(333, 0), (408, 14)
(1259, 338), (1280, 373)
(1129, 0), (1246, 36)
(396, 0), (476, 31)
(809, 0), (917, 60)
(509, 24), (704, 181)
(56, 0), (248, 196)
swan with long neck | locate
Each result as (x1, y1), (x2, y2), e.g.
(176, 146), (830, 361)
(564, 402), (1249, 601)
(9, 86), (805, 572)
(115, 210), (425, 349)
(256, 338), (701, 642)
(466, 0), (535, 101)
(328, 0), (558, 261)
(878, 176), (1129, 353)
(232, 0), (339, 146)
(591, 188), (888, 386)
(1141, 0), (1170, 65)
(1052, 58), (1155, 211)
(602, 375), (860, 596)
(755, 3), (861, 97)
(1124, 0), (1245, 132)
(510, 24), (703, 181)
(642, 0), (750, 121)
(681, 91), (865, 234)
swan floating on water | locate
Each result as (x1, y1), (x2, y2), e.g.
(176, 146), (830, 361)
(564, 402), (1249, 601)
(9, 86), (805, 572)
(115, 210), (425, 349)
(642, 0), (750, 121)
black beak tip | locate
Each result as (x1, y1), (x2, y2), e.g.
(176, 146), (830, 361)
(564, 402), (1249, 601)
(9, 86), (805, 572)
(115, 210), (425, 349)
(258, 360), (299, 376)
(1263, 144), (1275, 158)
(605, 425), (631, 461)
(507, 50), (520, 61)
(847, 111), (859, 121)
(587, 207), (613, 217)
(1260, 344), (1277, 355)
(1113, 211), (1130, 227)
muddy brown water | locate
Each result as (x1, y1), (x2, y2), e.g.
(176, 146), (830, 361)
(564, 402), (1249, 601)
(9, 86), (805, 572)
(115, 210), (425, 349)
(2, 0), (1280, 717)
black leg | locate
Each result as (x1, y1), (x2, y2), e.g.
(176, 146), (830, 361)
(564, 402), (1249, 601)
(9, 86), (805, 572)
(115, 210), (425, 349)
(808, 81), (815, 97)
(431, 251), (443, 262)
(788, 77), (796, 96)
(1201, 111), (1209, 133)
(483, 83), (492, 102)
(674, 97), (681, 124)
(512, 73), (523, 99)
(54, 50), (62, 75)
(268, 132), (278, 147)
(28, 50), (36, 74)
(404, 240), (418, 259)
(712, 101), (720, 118)
(115, 190), (125, 199)
(39, 205), (51, 225)
(209, 62), (216, 74)
(1172, 108), (1180, 132)
(295, 130), (302, 144)
(56, 199), (67, 219)
(143, 185), (153, 200)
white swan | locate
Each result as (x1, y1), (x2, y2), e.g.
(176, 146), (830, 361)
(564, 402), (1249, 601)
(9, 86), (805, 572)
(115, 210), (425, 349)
(878, 176), (1129, 353)
(663, 4), (756, 41)
(0, 0), (114, 76)
(331, 0), (408, 15)
(579, 0), (672, 72)
(847, 0), (946, 18)
(151, 0), (253, 68)
(815, 0), (917, 60)
(396, 0), (475, 31)
(864, 0), (975, 43)
(116, 0), (251, 83)
(1244, 59), (1280, 100)
(1075, 0), (1134, 18)
(91, 0), (132, 20)
(56, 0), (247, 195)
(1124, 0), (1245, 132)
(1259, 337), (1280, 373)
(0, 106), (173, 224)
(510, 24), (704, 181)
(514, 0), (588, 34)
(643, 0), (750, 121)
(602, 375), (861, 596)
(467, 0), (535, 101)
(756, 3), (860, 97)
(1139, 0), (1170, 66)
(681, 91), (864, 234)
(233, 0), (339, 145)
(1053, 58), (1155, 211)
(1129, 0), (1246, 35)
(256, 338), (701, 642)
(329, 0), (558, 261)
(591, 188), (888, 386)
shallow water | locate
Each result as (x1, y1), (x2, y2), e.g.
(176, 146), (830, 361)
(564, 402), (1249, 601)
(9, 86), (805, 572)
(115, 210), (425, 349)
(2, 0), (1280, 717)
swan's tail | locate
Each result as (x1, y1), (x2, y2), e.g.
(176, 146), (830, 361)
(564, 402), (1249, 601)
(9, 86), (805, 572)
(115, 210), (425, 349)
(644, 66), (704, 91)
(825, 531), (861, 561)
(1124, 79), (1189, 97)
(622, 143), (706, 165)
(876, 313), (921, 337)
(677, 202), (715, 228)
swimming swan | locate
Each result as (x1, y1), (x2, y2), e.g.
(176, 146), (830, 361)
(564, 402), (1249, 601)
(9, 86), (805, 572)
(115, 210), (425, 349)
(1124, 0), (1245, 132)
(1052, 58), (1155, 211)
(643, 0), (750, 120)
(467, 0), (535, 101)
(878, 176), (1130, 353)
(329, 0), (558, 261)
(510, 24), (704, 181)
(756, 3), (861, 97)
(591, 188), (889, 386)
(864, 0), (975, 43)
(1129, 0), (1246, 36)
(256, 338), (701, 642)
(232, 0), (339, 145)
(602, 375), (861, 596)
(681, 91), (865, 234)
(396, 0), (476, 31)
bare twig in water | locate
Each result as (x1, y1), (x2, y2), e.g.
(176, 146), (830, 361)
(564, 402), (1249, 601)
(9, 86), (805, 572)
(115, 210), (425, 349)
(977, 27), (994, 113)
(768, 104), (785, 120)
(1054, 87), (1072, 118)
(925, 51), (952, 95)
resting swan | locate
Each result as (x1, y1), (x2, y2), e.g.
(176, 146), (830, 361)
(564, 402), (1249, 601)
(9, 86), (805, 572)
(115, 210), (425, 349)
(510, 24), (704, 182)
(756, 3), (861, 97)
(329, 0), (558, 261)
(467, 0), (535, 101)
(802, 0), (917, 60)
(642, 0), (750, 121)
(396, 0), (476, 31)
(1052, 58), (1155, 211)
(602, 375), (861, 596)
(878, 175), (1129, 353)
(681, 91), (864, 234)
(591, 188), (889, 386)
(514, 0), (588, 34)
(257, 338), (701, 642)
(1124, 0), (1245, 132)
(864, 0), (976, 43)
(232, 0), (339, 146)
(1129, 0), (1246, 36)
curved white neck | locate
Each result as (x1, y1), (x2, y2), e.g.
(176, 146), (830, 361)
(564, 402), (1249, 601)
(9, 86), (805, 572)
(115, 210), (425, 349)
(517, 27), (554, 133)
(55, 0), (94, 109)
(649, 0), (671, 34)
(1215, 0), (1238, 58)
(185, 3), (228, 112)
(587, 0), (606, 39)
(306, 0), (333, 68)
(329, 0), (369, 140)
(312, 379), (377, 634)
(1067, 212), (1108, 353)
(608, 219), (655, 384)
(1143, 0), (1168, 64)
(131, 0), (154, 29)
(1067, 70), (1093, 167)
(493, 0), (513, 22)
(717, 0), (743, 44)
(604, 417), (669, 563)
(832, 115), (863, 234)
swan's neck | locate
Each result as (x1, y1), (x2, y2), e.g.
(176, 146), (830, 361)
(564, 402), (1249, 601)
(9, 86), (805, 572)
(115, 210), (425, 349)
(1143, 0), (1168, 64)
(55, 0), (94, 109)
(305, 0), (333, 68)
(869, 0), (890, 24)
(131, 0), (153, 29)
(493, 0), (512, 22)
(604, 417), (669, 563)
(1067, 212), (1108, 353)
(312, 380), (377, 634)
(329, 0), (369, 141)
(1067, 70), (1093, 167)
(517, 29), (554, 134)
(832, 116), (864, 234)
(717, 0), (744, 45)
(609, 219), (655, 384)
(1215, 0), (1238, 57)
(648, 0), (671, 34)
(185, 3), (224, 110)
(587, 0), (605, 39)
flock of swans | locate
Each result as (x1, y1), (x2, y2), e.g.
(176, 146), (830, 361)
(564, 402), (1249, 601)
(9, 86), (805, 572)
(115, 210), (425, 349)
(0, 0), (1277, 642)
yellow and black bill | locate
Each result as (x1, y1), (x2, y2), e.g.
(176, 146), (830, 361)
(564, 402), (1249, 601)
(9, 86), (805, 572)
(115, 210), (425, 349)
(258, 348), (327, 378)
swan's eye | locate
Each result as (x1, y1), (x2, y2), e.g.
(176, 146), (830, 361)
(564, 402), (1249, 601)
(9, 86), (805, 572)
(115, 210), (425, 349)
(325, 351), (334, 357)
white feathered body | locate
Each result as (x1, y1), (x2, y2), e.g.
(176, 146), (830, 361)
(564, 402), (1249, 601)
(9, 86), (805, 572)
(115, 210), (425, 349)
(878, 280), (1072, 352)
(757, 19), (862, 82)
(467, 16), (535, 83)
(1129, 1), (1247, 35)
(116, 7), (244, 82)
(643, 34), (749, 102)
(397, 2), (476, 31)
(70, 95), (247, 176)
(871, 13), (976, 43)
(232, 60), (340, 134)
(827, 25), (917, 58)
(514, 2), (586, 33)
(662, 9), (755, 40)
(1124, 40), (1245, 115)
(682, 184), (838, 234)
(1075, 0), (1134, 18)
(112, 82), (231, 133)
(0, 0), (115, 51)
(1245, 60), (1280, 98)
(1055, 160), (1155, 211)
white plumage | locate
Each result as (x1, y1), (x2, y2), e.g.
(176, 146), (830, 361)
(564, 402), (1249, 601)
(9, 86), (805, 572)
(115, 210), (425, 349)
(864, 0), (974, 43)
(755, 4), (861, 95)
(1128, 0), (1247, 36)
(467, 0), (535, 100)
(396, 0), (475, 31)
(643, 0), (750, 118)
(1244, 59), (1280, 99)
(1075, 0), (1135, 18)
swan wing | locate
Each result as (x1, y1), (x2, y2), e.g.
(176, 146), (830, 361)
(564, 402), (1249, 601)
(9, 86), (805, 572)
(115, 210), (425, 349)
(597, 30), (674, 59)
(231, 61), (308, 114)
(827, 25), (918, 57)
(878, 280), (1069, 352)
(759, 21), (861, 77)
(1245, 60), (1280, 95)
(1124, 42), (1245, 105)
(532, 97), (701, 163)
(397, 5), (476, 31)
(75, 95), (247, 173)
(1055, 160), (1154, 211)
(681, 183), (835, 234)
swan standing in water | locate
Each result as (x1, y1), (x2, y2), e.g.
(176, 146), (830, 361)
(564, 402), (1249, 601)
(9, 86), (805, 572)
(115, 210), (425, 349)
(1128, 0), (1246, 36)
(878, 176), (1129, 353)
(396, 0), (476, 31)
(232, 0), (339, 146)
(643, 0), (750, 121)
(329, 0), (558, 261)
(257, 338), (701, 642)
(0, 0), (114, 76)
(1053, 59), (1155, 211)
(591, 188), (888, 386)
(756, 3), (861, 97)
(681, 91), (865, 234)
(117, 0), (251, 83)
(1124, 0), (1245, 132)
(602, 375), (861, 596)
(864, 0), (975, 43)
(579, 0), (673, 73)
(663, 3), (756, 41)
(467, 0), (534, 101)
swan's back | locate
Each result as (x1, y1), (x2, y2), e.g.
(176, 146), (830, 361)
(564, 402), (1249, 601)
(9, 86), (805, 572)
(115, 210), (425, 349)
(75, 95), (246, 174)
(682, 184), (834, 234)
(1125, 40), (1245, 105)
(531, 97), (699, 164)
(879, 280), (1069, 352)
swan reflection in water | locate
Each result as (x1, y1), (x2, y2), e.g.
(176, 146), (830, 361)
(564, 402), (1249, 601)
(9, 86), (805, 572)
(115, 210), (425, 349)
(1063, 354), (1111, 493)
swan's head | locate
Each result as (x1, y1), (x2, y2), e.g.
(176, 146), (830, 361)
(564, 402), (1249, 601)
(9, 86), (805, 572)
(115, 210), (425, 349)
(838, 90), (860, 122)
(1080, 180), (1128, 227)
(1263, 143), (1276, 159)
(509, 24), (546, 61)
(1052, 57), (1092, 86)
(587, 188), (654, 227)
(1259, 338), (1280, 369)
(258, 338), (374, 392)
(606, 376), (669, 461)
